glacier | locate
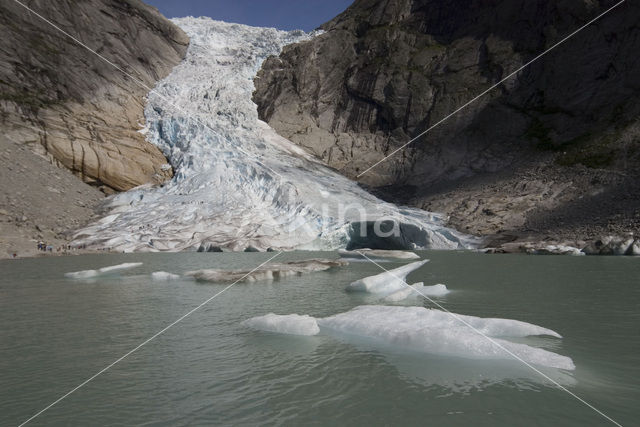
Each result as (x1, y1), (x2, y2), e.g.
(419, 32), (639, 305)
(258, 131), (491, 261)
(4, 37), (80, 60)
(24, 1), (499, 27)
(72, 18), (479, 253)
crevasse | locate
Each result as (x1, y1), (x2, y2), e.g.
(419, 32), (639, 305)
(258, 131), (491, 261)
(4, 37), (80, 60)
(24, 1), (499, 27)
(72, 18), (479, 252)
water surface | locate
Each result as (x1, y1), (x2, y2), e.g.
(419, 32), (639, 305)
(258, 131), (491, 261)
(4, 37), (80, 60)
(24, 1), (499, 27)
(1, 252), (638, 426)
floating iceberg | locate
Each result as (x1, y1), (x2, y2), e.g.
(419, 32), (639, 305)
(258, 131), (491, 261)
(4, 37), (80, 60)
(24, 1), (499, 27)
(65, 262), (143, 279)
(338, 249), (420, 260)
(346, 260), (428, 295)
(151, 271), (181, 280)
(243, 305), (573, 369)
(318, 306), (573, 370)
(243, 313), (320, 336)
(383, 283), (450, 302)
(71, 18), (479, 253)
(186, 259), (347, 283)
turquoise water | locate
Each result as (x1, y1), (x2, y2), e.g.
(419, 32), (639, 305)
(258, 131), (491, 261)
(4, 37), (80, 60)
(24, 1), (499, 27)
(1, 252), (639, 426)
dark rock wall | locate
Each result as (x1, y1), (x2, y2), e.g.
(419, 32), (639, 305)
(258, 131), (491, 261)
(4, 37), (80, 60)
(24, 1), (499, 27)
(254, 0), (640, 190)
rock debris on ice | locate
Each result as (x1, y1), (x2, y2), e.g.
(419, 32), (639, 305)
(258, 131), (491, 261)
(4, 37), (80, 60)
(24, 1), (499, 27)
(186, 258), (347, 283)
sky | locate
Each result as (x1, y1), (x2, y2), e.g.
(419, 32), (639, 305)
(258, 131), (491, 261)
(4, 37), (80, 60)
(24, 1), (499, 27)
(145, 0), (354, 31)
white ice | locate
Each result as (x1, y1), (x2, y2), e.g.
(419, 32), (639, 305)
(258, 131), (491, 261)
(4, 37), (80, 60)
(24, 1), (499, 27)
(151, 271), (181, 280)
(384, 283), (450, 302)
(71, 18), (480, 253)
(243, 313), (320, 336)
(65, 262), (143, 279)
(338, 249), (421, 260)
(317, 306), (574, 370)
(346, 260), (428, 295)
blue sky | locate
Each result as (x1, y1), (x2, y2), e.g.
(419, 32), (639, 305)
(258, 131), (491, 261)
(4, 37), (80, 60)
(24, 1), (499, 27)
(145, 0), (354, 31)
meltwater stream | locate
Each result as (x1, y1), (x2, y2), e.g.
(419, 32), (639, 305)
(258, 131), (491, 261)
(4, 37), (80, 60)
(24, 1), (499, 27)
(72, 18), (477, 253)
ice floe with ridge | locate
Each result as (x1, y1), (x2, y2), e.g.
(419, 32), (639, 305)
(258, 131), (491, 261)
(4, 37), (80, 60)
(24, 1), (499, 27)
(242, 313), (320, 336)
(245, 306), (574, 370)
(346, 260), (428, 295)
(317, 306), (573, 370)
(65, 262), (143, 279)
(186, 259), (347, 283)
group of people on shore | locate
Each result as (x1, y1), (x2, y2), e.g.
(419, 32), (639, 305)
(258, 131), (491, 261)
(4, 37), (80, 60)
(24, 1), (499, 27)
(36, 242), (55, 252)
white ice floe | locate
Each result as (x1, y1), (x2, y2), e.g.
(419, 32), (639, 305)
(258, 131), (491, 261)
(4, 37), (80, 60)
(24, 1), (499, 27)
(243, 313), (320, 336)
(338, 249), (420, 260)
(243, 305), (573, 369)
(186, 259), (347, 283)
(317, 306), (574, 370)
(346, 260), (428, 295)
(71, 18), (479, 253)
(151, 271), (181, 280)
(384, 283), (450, 302)
(64, 262), (143, 279)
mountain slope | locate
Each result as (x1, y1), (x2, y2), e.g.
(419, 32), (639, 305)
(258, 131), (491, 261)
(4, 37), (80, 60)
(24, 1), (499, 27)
(253, 0), (640, 243)
(0, 0), (188, 192)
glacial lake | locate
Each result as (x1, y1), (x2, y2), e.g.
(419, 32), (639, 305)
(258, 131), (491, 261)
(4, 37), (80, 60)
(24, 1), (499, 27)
(1, 251), (639, 426)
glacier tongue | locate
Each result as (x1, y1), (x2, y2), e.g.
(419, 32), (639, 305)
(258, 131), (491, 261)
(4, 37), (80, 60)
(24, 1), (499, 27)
(72, 18), (479, 253)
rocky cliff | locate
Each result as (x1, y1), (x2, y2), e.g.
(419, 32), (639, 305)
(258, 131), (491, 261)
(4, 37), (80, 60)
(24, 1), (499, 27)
(254, 0), (640, 243)
(0, 0), (188, 192)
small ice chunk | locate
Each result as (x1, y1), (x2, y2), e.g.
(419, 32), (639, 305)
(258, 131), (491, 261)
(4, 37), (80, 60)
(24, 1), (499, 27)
(64, 269), (99, 279)
(383, 282), (451, 302)
(151, 271), (180, 280)
(65, 262), (143, 279)
(346, 260), (428, 295)
(339, 249), (420, 260)
(97, 262), (143, 274)
(243, 313), (320, 336)
(317, 305), (573, 370)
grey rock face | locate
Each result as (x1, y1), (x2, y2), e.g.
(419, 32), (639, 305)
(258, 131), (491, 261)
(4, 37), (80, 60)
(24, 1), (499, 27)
(0, 0), (189, 192)
(254, 0), (639, 188)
